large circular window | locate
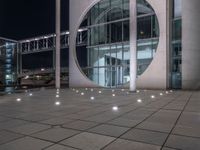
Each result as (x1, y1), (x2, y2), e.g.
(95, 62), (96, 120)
(76, 0), (159, 88)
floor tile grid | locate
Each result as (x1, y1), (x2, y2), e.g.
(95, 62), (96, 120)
(61, 92), (168, 133)
(100, 92), (183, 149)
(161, 92), (193, 149)
(62, 91), (159, 124)
(56, 91), (175, 149)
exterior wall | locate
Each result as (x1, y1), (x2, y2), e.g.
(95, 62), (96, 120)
(137, 0), (168, 89)
(69, 0), (169, 89)
(182, 0), (200, 90)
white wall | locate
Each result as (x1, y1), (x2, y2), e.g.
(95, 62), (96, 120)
(182, 0), (200, 89)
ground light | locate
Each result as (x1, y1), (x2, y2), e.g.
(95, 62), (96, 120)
(55, 101), (61, 106)
(121, 89), (125, 92)
(98, 91), (102, 94)
(137, 99), (142, 103)
(137, 90), (140, 93)
(91, 89), (94, 92)
(16, 98), (21, 102)
(112, 90), (115, 92)
(151, 95), (155, 99)
(112, 94), (116, 97)
(112, 106), (119, 111)
(160, 93), (163, 96)
(56, 95), (60, 98)
(90, 96), (95, 100)
(166, 91), (169, 94)
(29, 93), (33, 96)
(81, 92), (85, 96)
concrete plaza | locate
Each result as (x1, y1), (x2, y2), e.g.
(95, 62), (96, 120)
(0, 88), (199, 150)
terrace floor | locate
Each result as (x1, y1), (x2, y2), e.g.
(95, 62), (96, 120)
(0, 88), (199, 150)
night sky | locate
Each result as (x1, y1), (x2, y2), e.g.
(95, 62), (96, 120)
(0, 0), (69, 40)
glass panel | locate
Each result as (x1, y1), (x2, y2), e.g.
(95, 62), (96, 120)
(99, 46), (110, 67)
(172, 19), (182, 40)
(110, 0), (123, 21)
(123, 21), (129, 41)
(173, 0), (182, 18)
(89, 47), (99, 67)
(111, 22), (123, 43)
(123, 0), (129, 18)
(137, 16), (152, 39)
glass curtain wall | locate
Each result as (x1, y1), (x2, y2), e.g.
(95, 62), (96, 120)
(171, 0), (182, 89)
(77, 0), (159, 88)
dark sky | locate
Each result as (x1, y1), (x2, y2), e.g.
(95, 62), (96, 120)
(0, 0), (69, 40)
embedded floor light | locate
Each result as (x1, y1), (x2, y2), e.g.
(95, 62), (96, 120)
(90, 96), (95, 100)
(112, 94), (116, 97)
(29, 93), (33, 96)
(170, 90), (173, 92)
(76, 90), (79, 93)
(160, 93), (163, 96)
(81, 92), (85, 96)
(98, 91), (102, 94)
(91, 89), (94, 92)
(55, 101), (61, 106)
(166, 91), (169, 94)
(112, 106), (119, 111)
(136, 90), (140, 93)
(112, 89), (115, 92)
(16, 98), (21, 102)
(56, 95), (60, 98)
(151, 95), (155, 99)
(121, 89), (125, 92)
(85, 88), (88, 91)
(137, 99), (142, 103)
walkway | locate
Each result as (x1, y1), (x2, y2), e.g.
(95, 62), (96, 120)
(0, 88), (199, 150)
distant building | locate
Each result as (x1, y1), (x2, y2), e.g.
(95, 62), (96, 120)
(0, 38), (17, 88)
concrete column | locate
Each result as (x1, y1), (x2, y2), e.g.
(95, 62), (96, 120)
(129, 0), (137, 92)
(56, 0), (61, 89)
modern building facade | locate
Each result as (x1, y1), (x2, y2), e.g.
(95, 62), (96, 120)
(69, 0), (200, 90)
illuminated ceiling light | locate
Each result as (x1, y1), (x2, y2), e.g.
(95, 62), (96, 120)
(56, 95), (60, 98)
(151, 95), (155, 99)
(55, 101), (61, 106)
(81, 92), (85, 96)
(112, 106), (119, 111)
(16, 98), (21, 102)
(137, 99), (142, 103)
(98, 91), (102, 94)
(112, 94), (116, 97)
(90, 96), (95, 100)
(160, 93), (163, 96)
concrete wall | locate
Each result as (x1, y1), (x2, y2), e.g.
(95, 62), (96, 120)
(69, 0), (169, 89)
(182, 0), (200, 90)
